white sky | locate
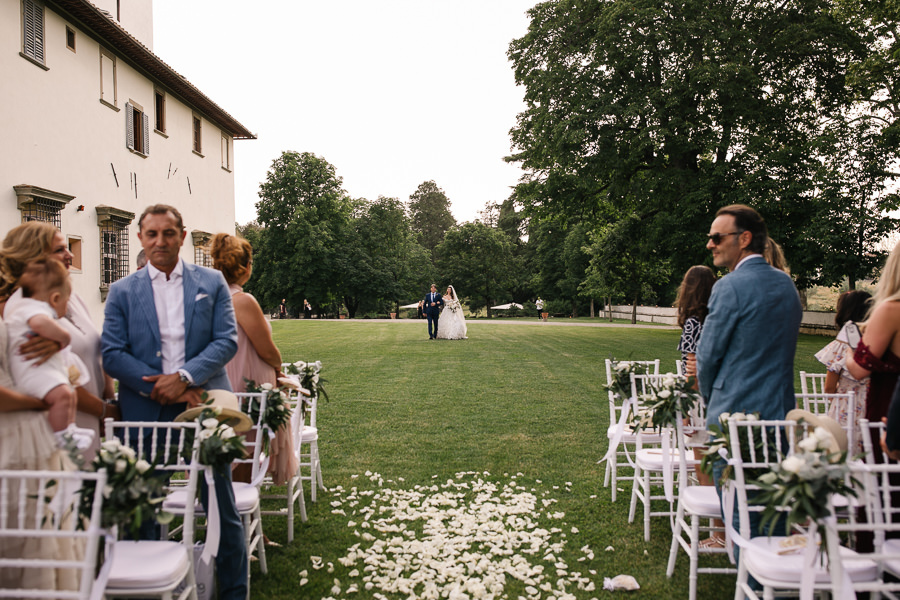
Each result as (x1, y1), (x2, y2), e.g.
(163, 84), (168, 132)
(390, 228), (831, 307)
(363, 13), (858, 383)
(152, 1), (538, 226)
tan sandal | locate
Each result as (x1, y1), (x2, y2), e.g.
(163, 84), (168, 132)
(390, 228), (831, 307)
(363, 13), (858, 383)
(698, 536), (726, 549)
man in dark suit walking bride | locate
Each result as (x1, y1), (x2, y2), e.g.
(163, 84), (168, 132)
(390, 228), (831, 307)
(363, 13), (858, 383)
(424, 284), (444, 339)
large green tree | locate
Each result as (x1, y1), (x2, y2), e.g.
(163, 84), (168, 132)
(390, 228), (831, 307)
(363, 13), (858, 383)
(435, 222), (518, 317)
(252, 151), (353, 315)
(409, 181), (457, 253)
(507, 0), (863, 293)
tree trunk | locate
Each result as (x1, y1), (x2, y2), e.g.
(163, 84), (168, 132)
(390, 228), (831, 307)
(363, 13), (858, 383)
(631, 296), (638, 325)
(606, 297), (613, 322)
(590, 298), (595, 318)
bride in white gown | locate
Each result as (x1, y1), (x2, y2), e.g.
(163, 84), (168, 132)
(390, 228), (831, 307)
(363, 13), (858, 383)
(437, 285), (467, 340)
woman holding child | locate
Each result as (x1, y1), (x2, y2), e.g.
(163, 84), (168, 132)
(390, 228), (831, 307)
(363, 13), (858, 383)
(0, 222), (117, 459)
(0, 224), (93, 593)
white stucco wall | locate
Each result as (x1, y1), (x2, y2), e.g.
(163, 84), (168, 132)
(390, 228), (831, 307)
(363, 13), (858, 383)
(90, 0), (154, 51)
(1, 1), (238, 327)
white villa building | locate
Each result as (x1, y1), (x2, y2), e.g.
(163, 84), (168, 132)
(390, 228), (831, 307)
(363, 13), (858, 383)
(1, 0), (255, 324)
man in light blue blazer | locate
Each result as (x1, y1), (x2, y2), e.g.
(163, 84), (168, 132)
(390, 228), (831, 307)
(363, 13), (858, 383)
(696, 204), (801, 568)
(101, 204), (246, 600)
(697, 204), (802, 426)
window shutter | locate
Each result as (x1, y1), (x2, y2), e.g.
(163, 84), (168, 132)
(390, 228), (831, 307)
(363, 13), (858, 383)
(23, 0), (44, 63)
(142, 112), (150, 155)
(125, 102), (134, 150)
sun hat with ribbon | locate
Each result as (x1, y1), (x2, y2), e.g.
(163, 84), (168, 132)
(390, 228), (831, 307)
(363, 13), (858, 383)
(174, 389), (253, 433)
(785, 408), (848, 456)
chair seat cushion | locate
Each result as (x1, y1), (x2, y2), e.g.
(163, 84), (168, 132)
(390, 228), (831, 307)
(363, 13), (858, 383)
(743, 536), (877, 584)
(300, 426), (318, 442)
(607, 425), (661, 444)
(166, 484), (259, 514)
(107, 541), (190, 589)
(680, 486), (722, 517)
(635, 447), (679, 470)
(232, 482), (260, 512)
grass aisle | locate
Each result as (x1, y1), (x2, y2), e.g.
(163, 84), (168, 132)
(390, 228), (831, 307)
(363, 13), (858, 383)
(253, 320), (825, 600)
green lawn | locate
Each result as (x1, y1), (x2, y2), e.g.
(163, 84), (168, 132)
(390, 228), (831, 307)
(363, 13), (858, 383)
(251, 320), (828, 599)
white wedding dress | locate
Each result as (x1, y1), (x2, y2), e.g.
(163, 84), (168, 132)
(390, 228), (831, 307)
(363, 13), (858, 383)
(437, 286), (467, 340)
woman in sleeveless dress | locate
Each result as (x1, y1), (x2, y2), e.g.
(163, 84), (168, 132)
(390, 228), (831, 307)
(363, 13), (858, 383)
(0, 320), (81, 593)
(848, 241), (900, 433)
(209, 234), (298, 484)
(436, 286), (467, 340)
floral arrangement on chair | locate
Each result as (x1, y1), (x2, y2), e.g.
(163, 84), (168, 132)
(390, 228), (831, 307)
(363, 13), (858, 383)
(283, 360), (329, 403)
(605, 360), (652, 401)
(752, 426), (857, 555)
(182, 404), (248, 474)
(78, 438), (173, 540)
(629, 372), (701, 433)
(700, 411), (765, 480)
(243, 379), (293, 452)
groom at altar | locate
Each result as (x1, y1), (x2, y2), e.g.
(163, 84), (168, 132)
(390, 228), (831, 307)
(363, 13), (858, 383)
(423, 284), (444, 339)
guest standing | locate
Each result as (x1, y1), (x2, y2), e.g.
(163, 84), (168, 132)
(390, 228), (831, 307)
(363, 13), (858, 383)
(696, 205), (802, 558)
(815, 290), (871, 452)
(101, 204), (247, 600)
(0, 222), (116, 459)
(847, 242), (900, 453)
(209, 233), (298, 484)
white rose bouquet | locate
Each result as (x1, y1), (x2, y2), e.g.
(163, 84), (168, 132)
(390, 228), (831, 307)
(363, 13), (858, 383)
(605, 359), (651, 402)
(243, 378), (293, 451)
(78, 437), (172, 539)
(284, 360), (329, 403)
(629, 372), (701, 433)
(182, 405), (247, 474)
(753, 428), (857, 551)
(700, 411), (764, 480)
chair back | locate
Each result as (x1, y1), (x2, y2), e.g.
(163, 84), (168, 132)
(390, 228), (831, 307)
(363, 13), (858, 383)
(795, 391), (856, 453)
(726, 418), (800, 540)
(824, 458), (900, 598)
(605, 359), (660, 421)
(0, 469), (108, 600)
(235, 392), (271, 486)
(104, 420), (203, 546)
(799, 371), (827, 395)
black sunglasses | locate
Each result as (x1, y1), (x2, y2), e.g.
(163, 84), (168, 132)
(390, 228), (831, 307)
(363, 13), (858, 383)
(707, 231), (742, 245)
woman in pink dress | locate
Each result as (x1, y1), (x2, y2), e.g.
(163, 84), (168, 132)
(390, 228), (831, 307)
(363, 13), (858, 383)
(209, 233), (298, 484)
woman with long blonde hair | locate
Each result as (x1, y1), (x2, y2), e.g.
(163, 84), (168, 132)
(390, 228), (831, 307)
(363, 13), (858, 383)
(0, 221), (117, 458)
(847, 241), (900, 447)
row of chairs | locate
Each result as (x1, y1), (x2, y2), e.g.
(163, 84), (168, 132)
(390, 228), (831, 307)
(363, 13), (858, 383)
(0, 372), (327, 600)
(602, 361), (867, 600)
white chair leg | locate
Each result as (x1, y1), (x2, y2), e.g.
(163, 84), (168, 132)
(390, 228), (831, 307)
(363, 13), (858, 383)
(609, 453), (618, 502)
(642, 470), (651, 542)
(255, 507), (267, 574)
(603, 456), (611, 489)
(666, 514), (682, 577)
(628, 465), (640, 524)
(688, 516), (699, 600)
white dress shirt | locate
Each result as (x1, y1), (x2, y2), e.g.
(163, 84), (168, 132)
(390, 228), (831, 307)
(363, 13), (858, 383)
(147, 259), (187, 376)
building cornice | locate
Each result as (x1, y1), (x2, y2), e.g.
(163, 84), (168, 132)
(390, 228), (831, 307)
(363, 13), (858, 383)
(46, 0), (257, 141)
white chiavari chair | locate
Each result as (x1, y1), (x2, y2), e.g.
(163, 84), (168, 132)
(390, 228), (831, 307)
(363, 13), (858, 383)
(603, 359), (660, 502)
(0, 469), (108, 600)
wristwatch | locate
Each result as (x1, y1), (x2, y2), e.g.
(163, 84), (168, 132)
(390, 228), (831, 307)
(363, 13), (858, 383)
(177, 369), (192, 386)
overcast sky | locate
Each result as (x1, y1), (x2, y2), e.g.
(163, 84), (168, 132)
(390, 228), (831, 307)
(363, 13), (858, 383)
(152, 1), (539, 226)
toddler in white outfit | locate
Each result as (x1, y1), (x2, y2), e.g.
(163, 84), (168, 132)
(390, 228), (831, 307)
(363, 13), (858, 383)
(5, 259), (85, 432)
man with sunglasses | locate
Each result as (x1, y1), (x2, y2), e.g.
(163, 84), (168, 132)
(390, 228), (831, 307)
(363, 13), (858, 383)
(695, 204), (802, 559)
